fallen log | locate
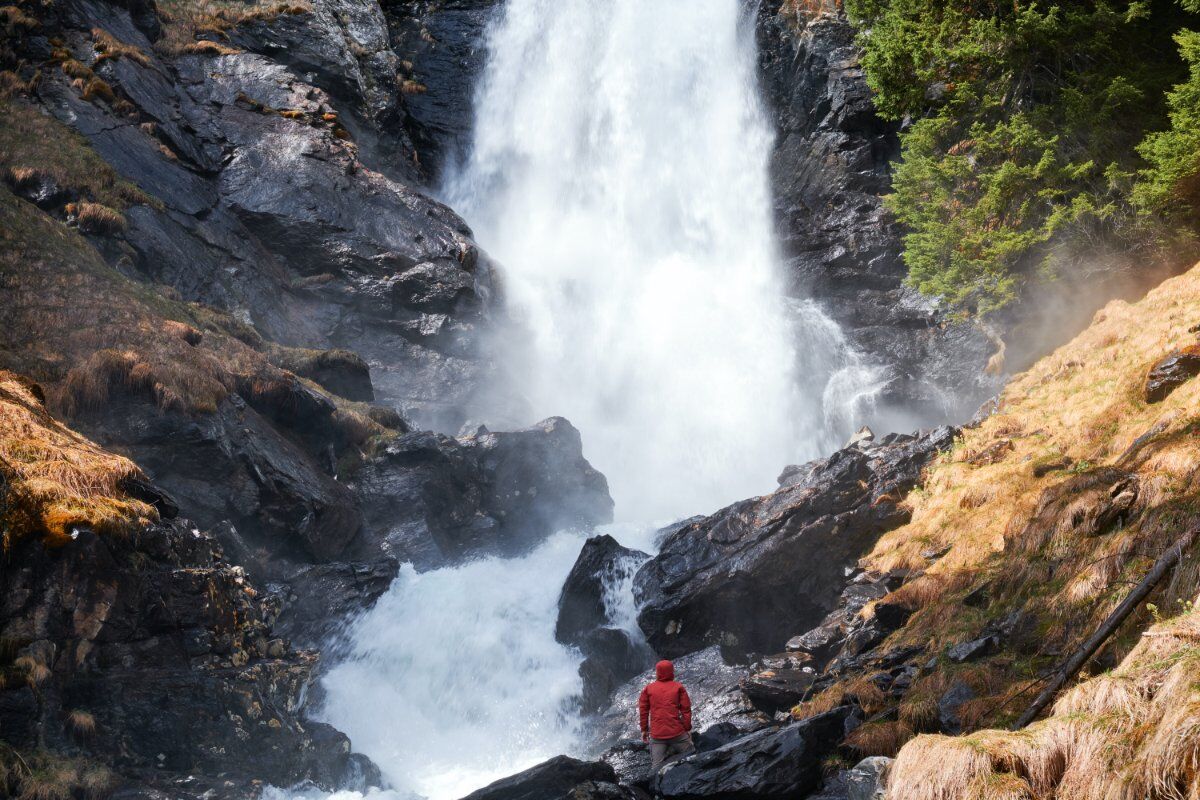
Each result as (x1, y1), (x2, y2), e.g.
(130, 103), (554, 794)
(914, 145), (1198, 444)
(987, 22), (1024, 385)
(1012, 523), (1200, 730)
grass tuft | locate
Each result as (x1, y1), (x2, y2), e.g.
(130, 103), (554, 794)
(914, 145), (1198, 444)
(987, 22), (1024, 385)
(91, 28), (150, 66)
(0, 371), (156, 549)
(72, 202), (126, 235)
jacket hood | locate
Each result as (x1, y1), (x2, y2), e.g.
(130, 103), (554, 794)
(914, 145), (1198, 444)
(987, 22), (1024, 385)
(655, 660), (674, 681)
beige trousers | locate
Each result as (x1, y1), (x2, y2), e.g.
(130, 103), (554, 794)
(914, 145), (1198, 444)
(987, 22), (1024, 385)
(650, 733), (694, 771)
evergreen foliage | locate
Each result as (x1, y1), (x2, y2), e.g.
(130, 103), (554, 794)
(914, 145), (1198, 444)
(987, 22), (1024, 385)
(845, 0), (1198, 316)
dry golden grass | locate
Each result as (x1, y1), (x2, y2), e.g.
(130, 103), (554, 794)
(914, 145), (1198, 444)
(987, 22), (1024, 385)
(71, 202), (126, 235)
(781, 264), (1200, 796)
(847, 720), (914, 758)
(0, 751), (114, 800)
(0, 371), (156, 548)
(850, 264), (1200, 743)
(90, 28), (149, 66)
(65, 710), (96, 738)
(0, 4), (38, 30)
(886, 601), (1200, 800)
(154, 0), (309, 56)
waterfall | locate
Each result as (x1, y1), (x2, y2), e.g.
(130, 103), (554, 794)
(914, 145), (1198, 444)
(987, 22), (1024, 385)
(269, 2), (882, 798)
(447, 0), (880, 520)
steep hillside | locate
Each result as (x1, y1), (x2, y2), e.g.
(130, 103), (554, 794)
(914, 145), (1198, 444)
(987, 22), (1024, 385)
(0, 370), (372, 799)
(793, 262), (1200, 776)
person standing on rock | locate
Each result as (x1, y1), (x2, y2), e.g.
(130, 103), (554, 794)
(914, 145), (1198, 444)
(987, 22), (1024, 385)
(639, 659), (694, 771)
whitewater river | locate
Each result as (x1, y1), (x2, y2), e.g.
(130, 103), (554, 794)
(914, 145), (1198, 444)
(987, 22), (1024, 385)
(270, 1), (881, 798)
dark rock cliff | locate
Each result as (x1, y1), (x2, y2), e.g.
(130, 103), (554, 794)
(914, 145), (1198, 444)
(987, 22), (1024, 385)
(16, 0), (498, 432)
(634, 427), (955, 659)
(755, 2), (998, 422)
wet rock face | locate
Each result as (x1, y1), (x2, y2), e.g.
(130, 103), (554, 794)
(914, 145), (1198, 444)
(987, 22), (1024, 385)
(81, 394), (361, 570)
(352, 417), (613, 569)
(755, 4), (996, 420)
(31, 0), (496, 430)
(651, 709), (849, 800)
(1145, 344), (1200, 402)
(634, 427), (956, 658)
(556, 534), (649, 645)
(594, 646), (770, 767)
(384, 0), (503, 180)
(0, 514), (370, 794)
(459, 755), (624, 800)
(278, 416), (614, 641)
(556, 535), (653, 713)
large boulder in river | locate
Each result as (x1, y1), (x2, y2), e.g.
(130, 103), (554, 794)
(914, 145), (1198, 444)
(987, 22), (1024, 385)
(351, 417), (612, 569)
(652, 709), (850, 799)
(595, 646), (769, 770)
(278, 417), (613, 641)
(557, 535), (652, 712)
(634, 428), (956, 657)
(557, 534), (650, 645)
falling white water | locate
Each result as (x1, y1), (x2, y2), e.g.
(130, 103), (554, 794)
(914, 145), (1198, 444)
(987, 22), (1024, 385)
(271, 3), (884, 799)
(447, 0), (880, 521)
(314, 533), (589, 800)
(297, 525), (660, 800)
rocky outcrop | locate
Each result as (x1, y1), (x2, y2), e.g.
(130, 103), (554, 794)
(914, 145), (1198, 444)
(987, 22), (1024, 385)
(349, 417), (612, 568)
(557, 535), (647, 645)
(459, 756), (627, 800)
(651, 710), (849, 799)
(556, 535), (652, 713)
(594, 647), (770, 770)
(278, 417), (613, 641)
(634, 427), (955, 658)
(0, 515), (375, 797)
(1145, 343), (1200, 402)
(755, 3), (996, 420)
(15, 0), (496, 431)
(384, 0), (503, 180)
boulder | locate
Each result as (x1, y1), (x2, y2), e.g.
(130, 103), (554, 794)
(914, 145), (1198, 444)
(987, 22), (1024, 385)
(937, 682), (976, 735)
(635, 428), (955, 657)
(557, 534), (650, 645)
(594, 647), (769, 773)
(351, 418), (613, 570)
(845, 757), (891, 800)
(464, 418), (615, 541)
(577, 627), (654, 713)
(651, 709), (850, 798)
(459, 756), (620, 800)
(742, 658), (817, 710)
(1145, 344), (1200, 403)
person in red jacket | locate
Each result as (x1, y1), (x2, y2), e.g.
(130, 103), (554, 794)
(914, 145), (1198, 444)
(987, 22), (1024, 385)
(638, 659), (694, 771)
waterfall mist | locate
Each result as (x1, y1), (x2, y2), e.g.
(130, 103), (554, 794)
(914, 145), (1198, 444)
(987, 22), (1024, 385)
(276, 3), (884, 799)
(447, 0), (880, 520)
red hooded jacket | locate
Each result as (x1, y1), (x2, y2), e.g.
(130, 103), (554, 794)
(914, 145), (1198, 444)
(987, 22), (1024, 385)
(639, 660), (692, 740)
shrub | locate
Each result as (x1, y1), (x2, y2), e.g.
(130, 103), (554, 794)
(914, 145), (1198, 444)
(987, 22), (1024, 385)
(65, 710), (97, 738)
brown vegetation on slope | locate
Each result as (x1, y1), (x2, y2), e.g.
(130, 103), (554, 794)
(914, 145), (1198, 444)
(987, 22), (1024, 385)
(795, 264), (1200, 768)
(0, 175), (392, 449)
(887, 601), (1200, 799)
(0, 370), (155, 549)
